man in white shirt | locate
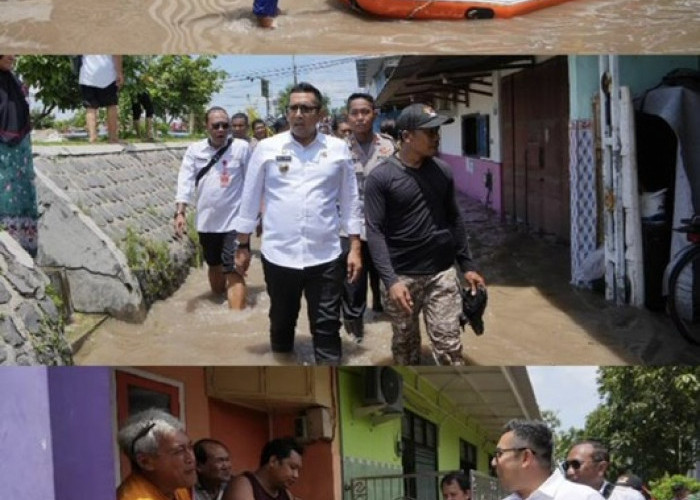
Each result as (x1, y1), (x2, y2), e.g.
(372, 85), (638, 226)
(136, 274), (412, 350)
(175, 106), (250, 309)
(234, 82), (362, 364)
(493, 420), (605, 500)
(565, 440), (644, 500)
(78, 55), (123, 143)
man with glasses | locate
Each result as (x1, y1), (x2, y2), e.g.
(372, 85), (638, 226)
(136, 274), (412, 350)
(234, 82), (362, 364)
(492, 420), (604, 500)
(365, 103), (485, 365)
(340, 93), (396, 343)
(565, 441), (644, 500)
(175, 106), (250, 309)
(117, 408), (196, 500)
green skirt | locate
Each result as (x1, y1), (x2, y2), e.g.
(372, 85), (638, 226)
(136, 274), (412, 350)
(0, 135), (38, 257)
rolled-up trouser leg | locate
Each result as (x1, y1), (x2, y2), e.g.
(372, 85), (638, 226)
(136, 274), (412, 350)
(262, 256), (303, 353)
(422, 267), (464, 365)
(304, 257), (344, 364)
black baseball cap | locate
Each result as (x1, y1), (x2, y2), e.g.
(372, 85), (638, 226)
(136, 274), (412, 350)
(396, 103), (454, 131)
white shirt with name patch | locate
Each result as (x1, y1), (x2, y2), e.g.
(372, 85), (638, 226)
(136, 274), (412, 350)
(176, 137), (249, 233)
(234, 131), (362, 269)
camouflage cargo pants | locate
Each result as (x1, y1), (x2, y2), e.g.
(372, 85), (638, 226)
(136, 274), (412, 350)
(383, 267), (464, 365)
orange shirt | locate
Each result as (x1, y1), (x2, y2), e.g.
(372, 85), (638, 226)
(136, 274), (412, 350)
(117, 472), (192, 500)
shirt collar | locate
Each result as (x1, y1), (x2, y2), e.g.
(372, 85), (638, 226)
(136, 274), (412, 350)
(287, 130), (325, 150)
(536, 469), (566, 498)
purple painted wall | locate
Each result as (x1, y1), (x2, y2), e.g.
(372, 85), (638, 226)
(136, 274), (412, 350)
(0, 367), (56, 500)
(441, 153), (502, 214)
(48, 367), (116, 500)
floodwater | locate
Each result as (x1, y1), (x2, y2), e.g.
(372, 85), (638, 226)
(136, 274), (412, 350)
(74, 196), (700, 367)
(1, 0), (698, 54)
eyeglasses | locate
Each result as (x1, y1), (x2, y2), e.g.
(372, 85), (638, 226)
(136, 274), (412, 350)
(494, 447), (532, 459)
(211, 122), (230, 130)
(562, 459), (598, 470)
(130, 421), (156, 458)
(287, 104), (318, 115)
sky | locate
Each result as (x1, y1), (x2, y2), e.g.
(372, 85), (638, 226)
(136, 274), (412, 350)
(211, 55), (365, 118)
(526, 366), (601, 430)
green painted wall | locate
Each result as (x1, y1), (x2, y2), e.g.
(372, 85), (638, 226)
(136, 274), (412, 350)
(568, 55), (700, 120)
(396, 368), (493, 473)
(339, 368), (495, 481)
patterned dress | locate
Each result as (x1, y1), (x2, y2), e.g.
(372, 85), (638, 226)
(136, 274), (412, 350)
(0, 134), (38, 256)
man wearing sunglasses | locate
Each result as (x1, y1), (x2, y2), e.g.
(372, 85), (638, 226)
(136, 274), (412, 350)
(117, 408), (196, 500)
(234, 82), (362, 364)
(364, 103), (485, 365)
(565, 441), (644, 500)
(175, 106), (250, 309)
(492, 420), (604, 500)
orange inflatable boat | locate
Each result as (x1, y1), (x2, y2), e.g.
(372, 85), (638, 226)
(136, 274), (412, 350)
(339, 0), (572, 19)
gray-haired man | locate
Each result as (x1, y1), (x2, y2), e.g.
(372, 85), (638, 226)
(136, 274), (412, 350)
(117, 408), (196, 500)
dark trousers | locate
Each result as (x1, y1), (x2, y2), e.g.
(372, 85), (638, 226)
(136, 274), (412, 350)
(262, 255), (344, 364)
(340, 238), (381, 320)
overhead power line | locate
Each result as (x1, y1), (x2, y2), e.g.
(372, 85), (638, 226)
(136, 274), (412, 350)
(223, 57), (358, 85)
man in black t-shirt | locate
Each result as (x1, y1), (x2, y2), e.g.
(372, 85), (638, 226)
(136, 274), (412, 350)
(224, 438), (302, 500)
(365, 103), (486, 365)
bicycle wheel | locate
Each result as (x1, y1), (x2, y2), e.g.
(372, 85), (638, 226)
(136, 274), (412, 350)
(667, 244), (700, 345)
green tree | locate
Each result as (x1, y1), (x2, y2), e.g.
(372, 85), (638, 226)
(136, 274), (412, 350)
(14, 55), (82, 121)
(146, 55), (227, 130)
(540, 409), (586, 464)
(649, 474), (699, 500)
(583, 366), (699, 482)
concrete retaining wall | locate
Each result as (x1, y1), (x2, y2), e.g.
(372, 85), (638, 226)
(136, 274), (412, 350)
(33, 142), (196, 322)
(0, 232), (71, 365)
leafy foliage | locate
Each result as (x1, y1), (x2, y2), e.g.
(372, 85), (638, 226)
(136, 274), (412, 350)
(584, 367), (700, 482)
(542, 367), (699, 484)
(14, 55), (82, 120)
(541, 409), (586, 464)
(14, 55), (227, 134)
(649, 474), (699, 500)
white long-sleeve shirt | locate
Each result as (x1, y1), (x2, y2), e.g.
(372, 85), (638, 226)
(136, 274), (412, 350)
(175, 137), (250, 233)
(234, 131), (362, 269)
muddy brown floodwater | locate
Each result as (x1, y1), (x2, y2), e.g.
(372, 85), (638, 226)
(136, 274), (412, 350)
(74, 196), (700, 367)
(2, 0), (698, 54)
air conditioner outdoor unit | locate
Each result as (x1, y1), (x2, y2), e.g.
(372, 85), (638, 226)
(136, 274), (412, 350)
(363, 367), (403, 415)
(294, 406), (333, 443)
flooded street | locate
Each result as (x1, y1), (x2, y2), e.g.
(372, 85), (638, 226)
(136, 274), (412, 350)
(74, 195), (700, 366)
(2, 0), (698, 54)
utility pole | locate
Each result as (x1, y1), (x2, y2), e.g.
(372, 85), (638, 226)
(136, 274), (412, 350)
(260, 78), (270, 118)
(292, 55), (298, 85)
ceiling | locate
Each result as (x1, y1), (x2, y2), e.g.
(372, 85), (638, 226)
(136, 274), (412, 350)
(409, 366), (541, 442)
(367, 55), (538, 109)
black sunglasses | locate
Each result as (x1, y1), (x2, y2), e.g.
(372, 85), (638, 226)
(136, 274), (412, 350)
(211, 122), (230, 130)
(562, 459), (599, 470)
(130, 421), (156, 458)
(287, 104), (318, 115)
